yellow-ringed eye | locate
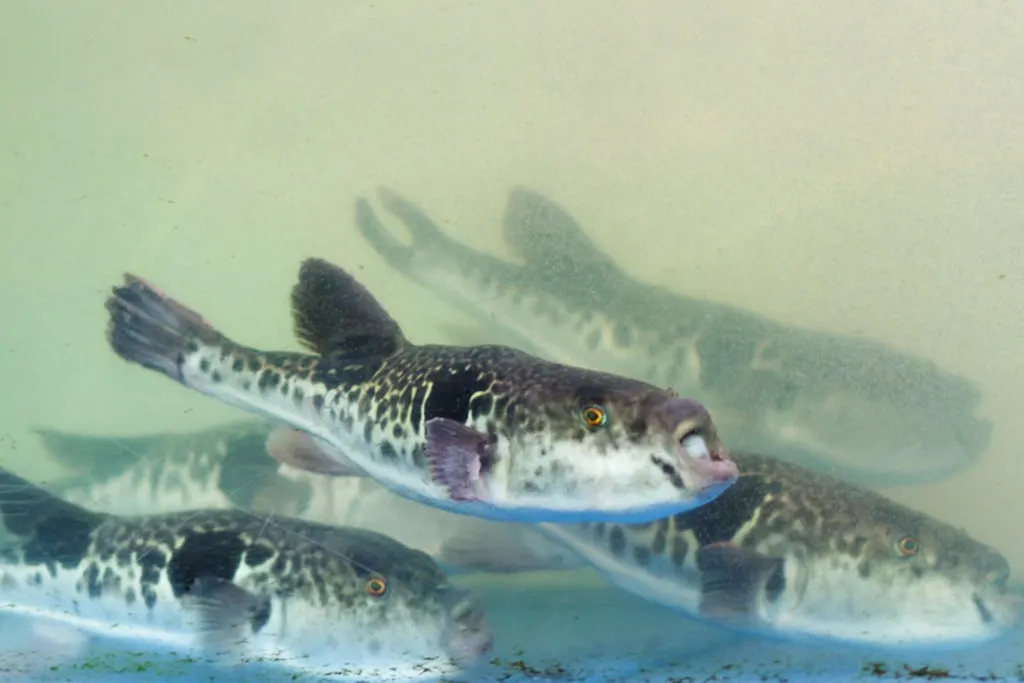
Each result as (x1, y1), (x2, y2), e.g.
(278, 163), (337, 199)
(895, 535), (920, 557)
(366, 577), (388, 597)
(581, 404), (607, 428)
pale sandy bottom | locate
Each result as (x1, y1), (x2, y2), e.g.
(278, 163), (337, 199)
(2, 572), (1021, 683)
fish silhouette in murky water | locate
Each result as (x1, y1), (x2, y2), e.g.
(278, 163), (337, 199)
(103, 257), (737, 525)
(34, 421), (508, 560)
(438, 452), (1021, 649)
(355, 187), (992, 487)
(0, 465), (494, 678)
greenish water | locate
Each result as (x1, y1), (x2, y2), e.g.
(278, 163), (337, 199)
(2, 2), (1023, 681)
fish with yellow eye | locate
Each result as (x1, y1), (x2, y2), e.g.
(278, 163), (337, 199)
(0, 464), (494, 678)
(441, 451), (1022, 649)
(103, 256), (738, 526)
(32, 421), (1022, 649)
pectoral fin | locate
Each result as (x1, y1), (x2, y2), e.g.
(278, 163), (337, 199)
(424, 418), (495, 502)
(696, 542), (786, 621)
(184, 576), (272, 649)
(265, 426), (366, 477)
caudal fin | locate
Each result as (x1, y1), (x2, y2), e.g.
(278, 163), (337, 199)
(105, 274), (226, 383)
(355, 188), (453, 271)
(0, 466), (105, 546)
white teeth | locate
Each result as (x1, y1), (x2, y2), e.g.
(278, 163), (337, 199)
(681, 434), (710, 460)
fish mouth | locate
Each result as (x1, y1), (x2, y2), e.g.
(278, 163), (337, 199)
(973, 590), (1024, 629)
(649, 397), (739, 490)
(441, 588), (495, 664)
(676, 430), (739, 487)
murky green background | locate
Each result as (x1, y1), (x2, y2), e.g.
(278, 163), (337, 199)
(2, 0), (1022, 582)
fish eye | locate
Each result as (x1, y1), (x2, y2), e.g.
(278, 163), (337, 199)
(895, 535), (920, 557)
(580, 404), (608, 428)
(366, 576), (388, 597)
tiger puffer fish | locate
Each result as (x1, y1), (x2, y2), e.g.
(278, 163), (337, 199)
(437, 451), (1021, 649)
(104, 256), (738, 525)
(34, 421), (509, 560)
(0, 466), (494, 678)
(355, 187), (992, 488)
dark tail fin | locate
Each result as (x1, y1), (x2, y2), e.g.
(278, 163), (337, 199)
(0, 466), (105, 549)
(356, 187), (516, 279)
(105, 274), (226, 383)
(355, 188), (453, 271)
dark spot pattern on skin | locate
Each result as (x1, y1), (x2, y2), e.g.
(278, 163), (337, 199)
(166, 531), (245, 598)
(245, 544), (274, 567)
(409, 387), (423, 433)
(379, 441), (399, 461)
(257, 370), (279, 392)
(84, 562), (101, 598)
(423, 368), (491, 426)
(671, 476), (772, 546)
(652, 528), (667, 556)
(609, 526), (626, 557)
(671, 537), (689, 568)
(469, 392), (494, 418)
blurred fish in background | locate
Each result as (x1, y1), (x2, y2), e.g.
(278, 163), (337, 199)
(35, 422), (492, 560)
(354, 187), (992, 488)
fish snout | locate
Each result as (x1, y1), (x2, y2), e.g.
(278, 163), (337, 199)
(648, 397), (738, 490)
(984, 559), (1011, 592)
(440, 587), (494, 663)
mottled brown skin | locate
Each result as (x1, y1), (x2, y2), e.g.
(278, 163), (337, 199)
(573, 451), (1010, 589)
(105, 259), (732, 515)
(357, 187), (992, 489)
(0, 468), (464, 627)
(206, 341), (721, 490)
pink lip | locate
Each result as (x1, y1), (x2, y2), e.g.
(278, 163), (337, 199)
(688, 447), (739, 484)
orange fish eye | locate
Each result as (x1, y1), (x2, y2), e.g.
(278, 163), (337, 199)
(581, 404), (607, 427)
(896, 535), (920, 557)
(366, 577), (388, 597)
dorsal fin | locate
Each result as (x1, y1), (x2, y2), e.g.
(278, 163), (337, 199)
(501, 187), (620, 277)
(291, 258), (408, 358)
